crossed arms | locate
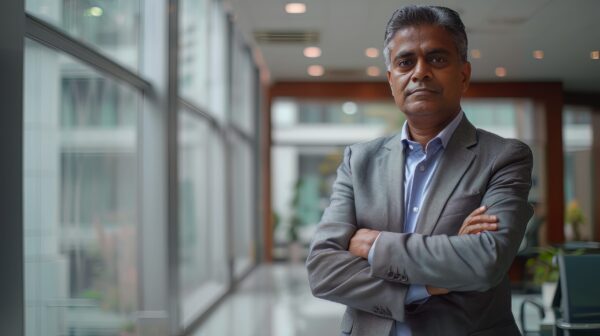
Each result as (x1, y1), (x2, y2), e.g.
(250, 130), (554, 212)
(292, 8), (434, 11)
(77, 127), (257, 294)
(306, 142), (533, 321)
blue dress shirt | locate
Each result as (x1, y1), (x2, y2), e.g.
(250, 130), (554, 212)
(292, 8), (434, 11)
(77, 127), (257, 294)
(367, 111), (464, 336)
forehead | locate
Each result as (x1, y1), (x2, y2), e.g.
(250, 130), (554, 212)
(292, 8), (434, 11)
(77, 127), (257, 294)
(389, 24), (457, 55)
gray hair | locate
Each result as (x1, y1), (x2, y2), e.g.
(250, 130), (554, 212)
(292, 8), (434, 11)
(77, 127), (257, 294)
(383, 5), (468, 70)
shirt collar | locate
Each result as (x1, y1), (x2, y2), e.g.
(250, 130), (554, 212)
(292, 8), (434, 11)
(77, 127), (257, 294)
(400, 110), (464, 151)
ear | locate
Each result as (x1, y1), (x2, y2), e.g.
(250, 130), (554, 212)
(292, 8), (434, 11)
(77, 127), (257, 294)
(387, 70), (395, 96)
(461, 61), (472, 93)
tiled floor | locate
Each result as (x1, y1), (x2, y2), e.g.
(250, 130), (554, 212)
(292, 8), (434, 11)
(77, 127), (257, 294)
(191, 263), (545, 336)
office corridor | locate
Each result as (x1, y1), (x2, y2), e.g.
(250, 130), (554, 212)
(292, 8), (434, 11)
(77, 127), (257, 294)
(191, 264), (344, 336)
(191, 264), (343, 335)
(191, 264), (542, 336)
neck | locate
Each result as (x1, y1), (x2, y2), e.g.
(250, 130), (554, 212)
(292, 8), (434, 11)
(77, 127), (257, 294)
(406, 110), (460, 147)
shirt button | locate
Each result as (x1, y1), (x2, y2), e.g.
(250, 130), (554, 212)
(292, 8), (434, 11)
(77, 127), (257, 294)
(413, 206), (419, 212)
(419, 165), (425, 171)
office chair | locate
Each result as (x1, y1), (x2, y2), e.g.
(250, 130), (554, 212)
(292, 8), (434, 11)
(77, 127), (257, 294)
(554, 253), (600, 336)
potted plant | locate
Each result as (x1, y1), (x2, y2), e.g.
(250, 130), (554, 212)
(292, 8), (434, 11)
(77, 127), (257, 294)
(526, 247), (560, 309)
(565, 200), (584, 241)
(526, 247), (584, 309)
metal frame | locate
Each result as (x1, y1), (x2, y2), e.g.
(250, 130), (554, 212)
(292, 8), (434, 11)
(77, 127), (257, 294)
(167, 0), (181, 333)
(137, 0), (170, 333)
(25, 14), (152, 93)
(0, 0), (24, 335)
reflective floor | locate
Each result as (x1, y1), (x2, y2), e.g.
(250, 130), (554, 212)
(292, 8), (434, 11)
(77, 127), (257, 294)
(191, 264), (544, 336)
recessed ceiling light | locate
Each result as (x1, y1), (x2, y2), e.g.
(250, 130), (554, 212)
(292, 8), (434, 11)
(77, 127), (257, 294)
(303, 47), (321, 58)
(495, 67), (507, 77)
(285, 3), (306, 14)
(470, 49), (481, 59)
(365, 48), (379, 58)
(366, 66), (380, 77)
(533, 50), (544, 59)
(307, 65), (324, 77)
(342, 102), (358, 115)
(591, 51), (600, 60)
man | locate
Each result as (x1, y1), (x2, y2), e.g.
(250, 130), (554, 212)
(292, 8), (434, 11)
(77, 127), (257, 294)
(306, 5), (533, 336)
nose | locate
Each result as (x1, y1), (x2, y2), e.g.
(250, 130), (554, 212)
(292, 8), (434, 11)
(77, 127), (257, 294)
(411, 58), (432, 82)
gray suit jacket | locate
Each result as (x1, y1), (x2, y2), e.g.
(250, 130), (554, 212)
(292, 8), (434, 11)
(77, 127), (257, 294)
(306, 116), (533, 336)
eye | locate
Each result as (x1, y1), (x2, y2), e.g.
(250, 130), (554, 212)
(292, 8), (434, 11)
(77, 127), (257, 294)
(396, 59), (414, 68)
(429, 55), (448, 65)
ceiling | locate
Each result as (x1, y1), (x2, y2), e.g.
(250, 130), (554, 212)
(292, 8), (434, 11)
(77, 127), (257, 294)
(227, 0), (600, 92)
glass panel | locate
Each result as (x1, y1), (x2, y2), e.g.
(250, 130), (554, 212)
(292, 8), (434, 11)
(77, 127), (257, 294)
(231, 39), (255, 135)
(232, 134), (255, 277)
(563, 106), (595, 241)
(178, 110), (228, 325)
(24, 39), (139, 336)
(271, 146), (344, 261)
(272, 99), (404, 130)
(179, 0), (210, 110)
(26, 0), (141, 71)
(208, 0), (229, 118)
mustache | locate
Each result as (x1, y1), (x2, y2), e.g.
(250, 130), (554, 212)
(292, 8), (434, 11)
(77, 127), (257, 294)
(404, 86), (442, 97)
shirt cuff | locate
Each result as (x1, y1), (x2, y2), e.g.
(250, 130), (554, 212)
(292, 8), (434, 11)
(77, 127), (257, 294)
(367, 233), (381, 265)
(405, 285), (430, 304)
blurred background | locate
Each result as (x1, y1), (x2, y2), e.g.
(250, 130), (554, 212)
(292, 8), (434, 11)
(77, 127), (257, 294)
(2, 0), (600, 335)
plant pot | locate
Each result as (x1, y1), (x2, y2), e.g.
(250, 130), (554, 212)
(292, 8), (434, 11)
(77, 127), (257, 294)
(541, 281), (558, 310)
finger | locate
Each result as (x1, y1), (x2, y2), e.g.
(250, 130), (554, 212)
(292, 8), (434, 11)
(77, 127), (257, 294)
(463, 208), (488, 224)
(466, 223), (498, 234)
(468, 205), (487, 217)
(468, 214), (498, 225)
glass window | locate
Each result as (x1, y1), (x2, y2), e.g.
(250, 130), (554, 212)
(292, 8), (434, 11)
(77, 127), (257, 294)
(208, 0), (229, 118)
(563, 106), (595, 241)
(231, 39), (255, 135)
(271, 146), (343, 260)
(178, 110), (228, 325)
(26, 0), (141, 71)
(231, 134), (255, 277)
(272, 99), (404, 130)
(24, 39), (139, 336)
(179, 0), (210, 111)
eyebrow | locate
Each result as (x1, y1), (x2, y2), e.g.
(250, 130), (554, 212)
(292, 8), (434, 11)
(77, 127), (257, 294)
(425, 48), (452, 56)
(393, 48), (452, 62)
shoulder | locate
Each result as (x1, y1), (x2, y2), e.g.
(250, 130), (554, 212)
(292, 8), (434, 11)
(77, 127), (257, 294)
(475, 128), (532, 168)
(341, 134), (398, 172)
(476, 128), (531, 153)
(347, 133), (397, 157)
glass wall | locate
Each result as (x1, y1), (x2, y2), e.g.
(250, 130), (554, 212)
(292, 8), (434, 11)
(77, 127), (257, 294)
(178, 111), (228, 326)
(563, 106), (595, 241)
(24, 39), (139, 336)
(26, 0), (141, 70)
(22, 0), (261, 334)
(176, 0), (259, 327)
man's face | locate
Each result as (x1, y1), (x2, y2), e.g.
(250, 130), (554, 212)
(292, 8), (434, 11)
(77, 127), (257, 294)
(386, 24), (471, 125)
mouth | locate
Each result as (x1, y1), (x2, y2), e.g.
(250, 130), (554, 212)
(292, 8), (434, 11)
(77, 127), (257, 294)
(405, 87), (440, 97)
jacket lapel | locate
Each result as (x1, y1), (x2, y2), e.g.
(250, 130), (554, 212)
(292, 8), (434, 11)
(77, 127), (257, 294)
(383, 134), (405, 233)
(415, 117), (478, 235)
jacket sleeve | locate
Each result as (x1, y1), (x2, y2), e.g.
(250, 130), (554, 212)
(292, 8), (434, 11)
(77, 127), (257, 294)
(306, 146), (409, 321)
(370, 141), (534, 292)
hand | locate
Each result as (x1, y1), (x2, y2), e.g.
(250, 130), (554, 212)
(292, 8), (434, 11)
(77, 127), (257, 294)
(426, 285), (449, 296)
(348, 228), (380, 259)
(426, 206), (499, 296)
(458, 205), (499, 235)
